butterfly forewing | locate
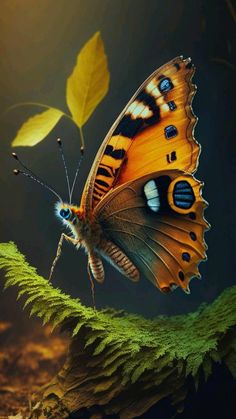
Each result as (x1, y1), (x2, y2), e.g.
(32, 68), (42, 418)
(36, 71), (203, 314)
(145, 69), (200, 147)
(80, 56), (199, 213)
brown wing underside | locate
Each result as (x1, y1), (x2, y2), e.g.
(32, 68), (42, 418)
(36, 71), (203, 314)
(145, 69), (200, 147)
(95, 170), (209, 293)
(81, 56), (199, 213)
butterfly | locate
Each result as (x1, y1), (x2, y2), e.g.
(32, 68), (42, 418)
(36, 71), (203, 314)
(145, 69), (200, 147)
(13, 56), (209, 300)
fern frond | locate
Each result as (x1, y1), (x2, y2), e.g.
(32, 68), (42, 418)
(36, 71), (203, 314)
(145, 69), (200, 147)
(0, 241), (236, 418)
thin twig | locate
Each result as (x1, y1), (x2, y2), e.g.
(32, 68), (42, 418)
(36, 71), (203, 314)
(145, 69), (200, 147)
(225, 0), (236, 23)
(79, 126), (85, 151)
(0, 101), (75, 126)
(211, 57), (236, 70)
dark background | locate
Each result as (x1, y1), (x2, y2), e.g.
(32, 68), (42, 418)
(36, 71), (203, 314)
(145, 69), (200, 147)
(0, 0), (235, 417)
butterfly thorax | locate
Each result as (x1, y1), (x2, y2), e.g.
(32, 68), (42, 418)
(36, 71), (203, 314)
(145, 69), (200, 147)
(55, 202), (102, 250)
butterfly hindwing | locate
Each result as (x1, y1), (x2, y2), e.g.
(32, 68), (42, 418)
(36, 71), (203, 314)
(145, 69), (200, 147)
(95, 170), (208, 293)
(81, 56), (199, 212)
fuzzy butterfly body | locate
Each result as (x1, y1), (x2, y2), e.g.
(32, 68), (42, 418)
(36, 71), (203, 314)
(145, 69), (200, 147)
(56, 56), (209, 295)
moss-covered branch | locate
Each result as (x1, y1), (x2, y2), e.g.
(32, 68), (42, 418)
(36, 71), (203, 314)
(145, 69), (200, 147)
(0, 242), (235, 418)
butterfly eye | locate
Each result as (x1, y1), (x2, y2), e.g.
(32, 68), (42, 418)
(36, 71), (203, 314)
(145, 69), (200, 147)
(60, 208), (71, 220)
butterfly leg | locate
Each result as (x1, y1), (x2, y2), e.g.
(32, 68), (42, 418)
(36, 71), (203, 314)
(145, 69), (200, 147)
(87, 253), (104, 309)
(87, 261), (96, 310)
(49, 233), (80, 281)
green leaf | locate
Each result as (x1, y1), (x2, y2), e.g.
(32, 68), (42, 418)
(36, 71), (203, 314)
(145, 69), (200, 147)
(11, 108), (64, 147)
(66, 31), (110, 127)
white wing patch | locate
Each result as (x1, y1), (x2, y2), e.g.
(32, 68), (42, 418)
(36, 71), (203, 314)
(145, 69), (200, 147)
(126, 100), (153, 119)
(144, 180), (160, 212)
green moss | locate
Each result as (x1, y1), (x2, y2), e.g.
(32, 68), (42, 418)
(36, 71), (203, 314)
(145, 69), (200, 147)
(0, 241), (236, 417)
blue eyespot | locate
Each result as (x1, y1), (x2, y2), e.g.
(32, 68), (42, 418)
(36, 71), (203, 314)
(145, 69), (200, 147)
(158, 77), (173, 93)
(60, 208), (71, 220)
(165, 125), (178, 139)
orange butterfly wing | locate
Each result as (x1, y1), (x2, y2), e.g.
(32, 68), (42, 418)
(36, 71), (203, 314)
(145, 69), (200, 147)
(80, 56), (199, 212)
(95, 170), (208, 293)
(80, 56), (208, 293)
(117, 57), (199, 185)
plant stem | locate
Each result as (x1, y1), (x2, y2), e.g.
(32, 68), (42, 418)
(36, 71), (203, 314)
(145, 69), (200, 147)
(1, 101), (76, 128)
(79, 126), (85, 151)
(1, 101), (87, 148)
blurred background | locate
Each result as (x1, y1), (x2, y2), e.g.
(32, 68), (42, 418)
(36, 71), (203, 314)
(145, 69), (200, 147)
(0, 0), (235, 417)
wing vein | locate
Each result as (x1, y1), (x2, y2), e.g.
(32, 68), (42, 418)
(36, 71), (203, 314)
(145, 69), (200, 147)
(108, 217), (204, 259)
(104, 228), (176, 281)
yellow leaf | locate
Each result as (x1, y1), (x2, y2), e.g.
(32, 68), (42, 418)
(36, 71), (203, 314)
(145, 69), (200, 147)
(11, 108), (64, 147)
(66, 31), (110, 127)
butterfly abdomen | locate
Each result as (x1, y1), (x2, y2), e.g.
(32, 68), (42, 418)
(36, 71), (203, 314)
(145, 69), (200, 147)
(88, 253), (105, 283)
(99, 239), (140, 282)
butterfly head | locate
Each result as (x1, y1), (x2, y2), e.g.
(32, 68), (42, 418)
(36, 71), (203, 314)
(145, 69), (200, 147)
(55, 202), (84, 227)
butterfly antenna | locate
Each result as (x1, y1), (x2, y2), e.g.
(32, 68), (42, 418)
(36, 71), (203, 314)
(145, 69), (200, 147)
(56, 138), (71, 201)
(12, 153), (62, 201)
(69, 146), (84, 204)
